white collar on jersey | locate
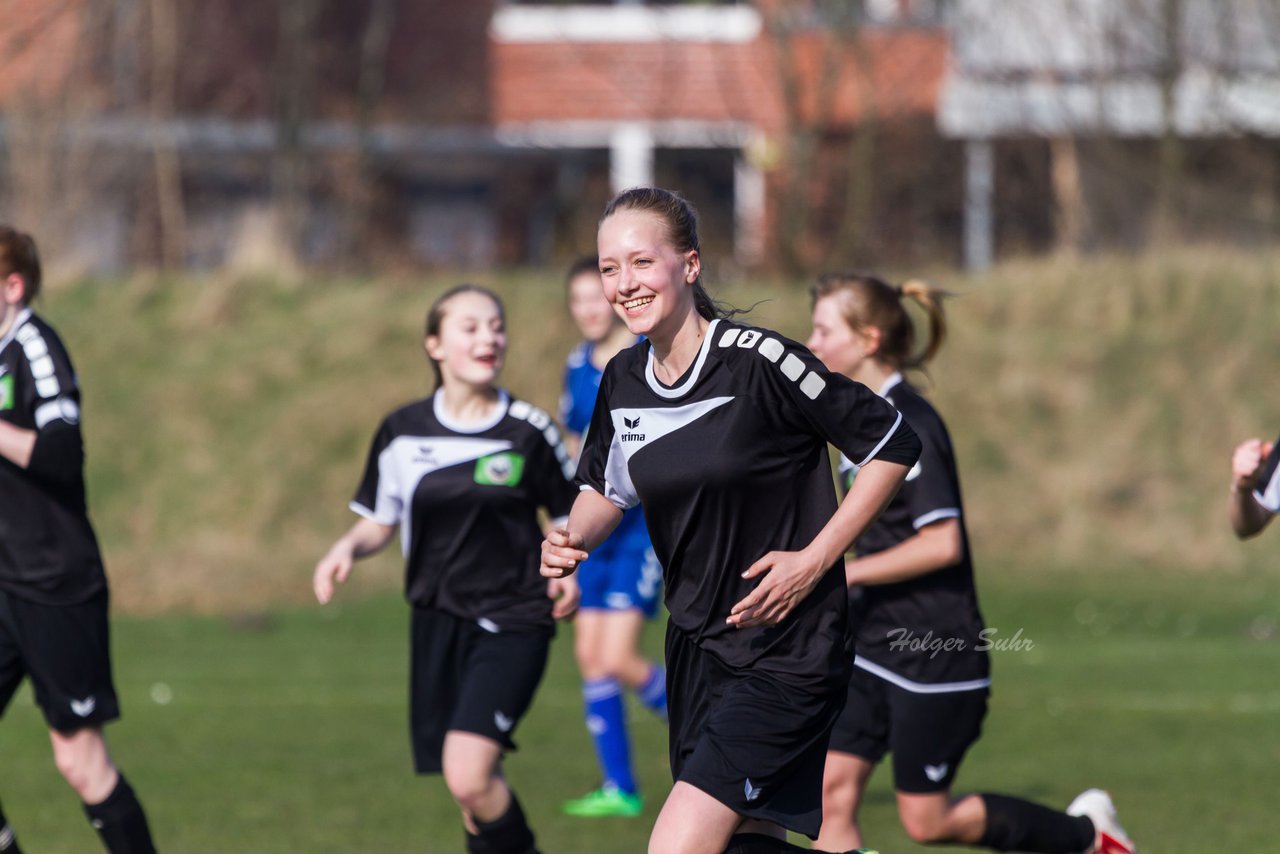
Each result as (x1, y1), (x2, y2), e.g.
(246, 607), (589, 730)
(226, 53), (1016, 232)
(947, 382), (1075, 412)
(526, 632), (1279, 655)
(433, 388), (510, 434)
(0, 307), (32, 352)
(877, 371), (904, 399)
(644, 318), (721, 399)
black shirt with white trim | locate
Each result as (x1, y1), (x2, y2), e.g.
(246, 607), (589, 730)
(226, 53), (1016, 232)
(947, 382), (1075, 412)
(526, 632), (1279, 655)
(576, 319), (920, 687)
(1251, 434), (1280, 514)
(351, 390), (577, 633)
(841, 374), (989, 690)
(0, 309), (107, 605)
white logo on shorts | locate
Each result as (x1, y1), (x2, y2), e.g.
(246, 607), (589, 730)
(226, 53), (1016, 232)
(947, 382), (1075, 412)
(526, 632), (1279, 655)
(70, 696), (96, 717)
(494, 711), (514, 733)
(744, 778), (762, 802)
(924, 763), (949, 782)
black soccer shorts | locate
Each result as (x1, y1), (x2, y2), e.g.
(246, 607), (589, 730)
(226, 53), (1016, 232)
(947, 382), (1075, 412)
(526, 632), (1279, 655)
(408, 606), (550, 774)
(828, 663), (988, 793)
(0, 588), (121, 732)
(665, 622), (846, 839)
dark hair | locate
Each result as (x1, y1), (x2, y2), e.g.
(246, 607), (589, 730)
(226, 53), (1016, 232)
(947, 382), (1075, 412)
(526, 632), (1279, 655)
(0, 225), (42, 303)
(600, 187), (739, 321)
(811, 271), (950, 371)
(423, 283), (505, 390)
(565, 255), (600, 286)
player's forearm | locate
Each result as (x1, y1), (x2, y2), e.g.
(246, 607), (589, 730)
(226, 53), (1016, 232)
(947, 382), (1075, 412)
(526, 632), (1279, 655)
(337, 517), (397, 559)
(1229, 485), (1272, 539)
(567, 488), (624, 552)
(807, 459), (910, 568)
(0, 420), (36, 469)
(846, 518), (963, 586)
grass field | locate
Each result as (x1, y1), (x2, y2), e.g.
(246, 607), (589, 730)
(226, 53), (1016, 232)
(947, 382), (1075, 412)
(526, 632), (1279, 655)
(2, 563), (1275, 852)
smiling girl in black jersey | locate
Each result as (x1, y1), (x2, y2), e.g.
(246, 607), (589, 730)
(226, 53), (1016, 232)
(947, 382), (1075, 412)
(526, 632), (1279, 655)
(541, 189), (921, 854)
(314, 285), (578, 854)
(806, 272), (1135, 854)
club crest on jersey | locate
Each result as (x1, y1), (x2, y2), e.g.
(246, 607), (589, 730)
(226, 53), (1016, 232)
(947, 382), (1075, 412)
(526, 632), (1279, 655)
(0, 374), (12, 411)
(474, 452), (525, 487)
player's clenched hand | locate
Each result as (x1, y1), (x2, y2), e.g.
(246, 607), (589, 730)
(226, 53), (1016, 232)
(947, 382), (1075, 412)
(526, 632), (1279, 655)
(1232, 438), (1273, 490)
(727, 548), (828, 629)
(541, 527), (588, 578)
(313, 546), (354, 605)
(548, 575), (581, 620)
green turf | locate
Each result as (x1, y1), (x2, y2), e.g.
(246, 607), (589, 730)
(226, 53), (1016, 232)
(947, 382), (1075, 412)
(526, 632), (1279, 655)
(2, 565), (1275, 851)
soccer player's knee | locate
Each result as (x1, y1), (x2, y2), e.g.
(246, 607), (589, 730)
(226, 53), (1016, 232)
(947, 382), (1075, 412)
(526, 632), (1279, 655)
(899, 809), (948, 844)
(444, 766), (497, 812)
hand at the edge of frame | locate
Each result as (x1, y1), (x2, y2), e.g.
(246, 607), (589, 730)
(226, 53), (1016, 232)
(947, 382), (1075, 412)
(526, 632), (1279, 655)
(541, 528), (588, 578)
(1232, 438), (1273, 491)
(548, 575), (581, 620)
(313, 544), (354, 605)
(727, 547), (828, 629)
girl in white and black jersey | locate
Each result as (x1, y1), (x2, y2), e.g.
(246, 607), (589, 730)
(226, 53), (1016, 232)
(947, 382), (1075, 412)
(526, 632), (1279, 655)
(314, 285), (579, 854)
(806, 272), (1136, 854)
(542, 188), (922, 854)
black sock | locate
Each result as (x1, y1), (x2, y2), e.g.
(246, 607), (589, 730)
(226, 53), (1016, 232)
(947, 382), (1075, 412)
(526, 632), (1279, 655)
(979, 793), (1095, 853)
(473, 793), (538, 854)
(722, 833), (812, 853)
(83, 775), (156, 854)
(0, 800), (22, 854)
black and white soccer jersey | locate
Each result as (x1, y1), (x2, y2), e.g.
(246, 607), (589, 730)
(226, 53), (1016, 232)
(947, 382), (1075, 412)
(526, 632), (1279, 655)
(841, 374), (989, 691)
(576, 318), (920, 687)
(1252, 435), (1280, 514)
(351, 390), (576, 633)
(0, 309), (106, 606)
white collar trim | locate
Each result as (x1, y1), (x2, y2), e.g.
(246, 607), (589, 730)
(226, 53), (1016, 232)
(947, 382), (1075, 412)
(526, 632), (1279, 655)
(645, 318), (720, 399)
(433, 389), (510, 434)
(877, 371), (904, 399)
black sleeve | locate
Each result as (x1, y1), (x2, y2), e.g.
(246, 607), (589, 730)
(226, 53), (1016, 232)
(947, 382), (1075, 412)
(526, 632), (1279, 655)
(729, 326), (921, 469)
(575, 362), (638, 510)
(520, 408), (577, 521)
(900, 420), (962, 530)
(19, 323), (87, 482)
(350, 417), (401, 525)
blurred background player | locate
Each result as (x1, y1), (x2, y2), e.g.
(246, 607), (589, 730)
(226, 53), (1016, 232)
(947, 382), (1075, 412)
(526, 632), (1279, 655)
(559, 256), (668, 818)
(542, 188), (920, 854)
(806, 271), (1135, 854)
(314, 285), (579, 854)
(0, 226), (157, 853)
(1229, 435), (1279, 538)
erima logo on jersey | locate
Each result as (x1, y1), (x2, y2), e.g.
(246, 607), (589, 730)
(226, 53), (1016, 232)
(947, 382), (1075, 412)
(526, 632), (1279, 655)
(906, 460), (923, 481)
(621, 415), (644, 441)
(474, 452), (525, 487)
(924, 763), (949, 782)
(494, 711), (515, 733)
(70, 696), (96, 717)
(744, 778), (762, 802)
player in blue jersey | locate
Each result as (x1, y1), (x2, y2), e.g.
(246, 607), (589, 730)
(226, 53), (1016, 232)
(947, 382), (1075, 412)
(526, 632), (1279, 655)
(542, 189), (922, 854)
(558, 256), (667, 819)
(807, 272), (1135, 854)
(314, 284), (579, 854)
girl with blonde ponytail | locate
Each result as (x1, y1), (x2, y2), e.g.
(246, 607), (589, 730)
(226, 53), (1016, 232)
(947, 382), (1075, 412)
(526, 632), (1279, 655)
(807, 273), (1136, 854)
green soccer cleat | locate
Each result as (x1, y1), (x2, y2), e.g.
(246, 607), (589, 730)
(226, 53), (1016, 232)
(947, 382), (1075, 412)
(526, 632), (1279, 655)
(561, 786), (644, 818)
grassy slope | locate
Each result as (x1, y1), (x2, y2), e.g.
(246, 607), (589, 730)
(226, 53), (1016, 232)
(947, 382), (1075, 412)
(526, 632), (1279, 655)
(0, 567), (1274, 851)
(42, 249), (1280, 613)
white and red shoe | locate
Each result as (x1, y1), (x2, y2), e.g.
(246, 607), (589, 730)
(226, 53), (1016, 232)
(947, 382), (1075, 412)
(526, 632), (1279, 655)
(1067, 788), (1136, 853)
